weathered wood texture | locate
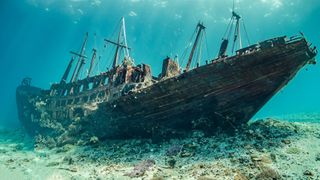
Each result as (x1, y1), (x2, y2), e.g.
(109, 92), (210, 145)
(16, 37), (317, 139)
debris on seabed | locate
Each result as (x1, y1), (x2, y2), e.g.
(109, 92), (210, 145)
(0, 118), (320, 179)
(124, 159), (156, 178)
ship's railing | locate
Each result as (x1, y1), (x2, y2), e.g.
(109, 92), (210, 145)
(211, 35), (310, 66)
(235, 36), (303, 57)
(261, 36), (287, 47)
(46, 86), (109, 120)
(49, 72), (110, 97)
(48, 81), (141, 109)
(46, 63), (153, 109)
(285, 35), (304, 44)
(286, 35), (317, 62)
(49, 63), (152, 98)
(46, 72), (110, 108)
(48, 85), (109, 109)
(235, 44), (260, 56)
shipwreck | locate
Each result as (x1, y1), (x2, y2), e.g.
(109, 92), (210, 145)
(16, 11), (317, 141)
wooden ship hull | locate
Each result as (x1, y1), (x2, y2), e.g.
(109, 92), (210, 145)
(16, 36), (317, 140)
(95, 37), (316, 138)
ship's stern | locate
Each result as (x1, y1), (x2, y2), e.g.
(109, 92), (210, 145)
(16, 78), (43, 136)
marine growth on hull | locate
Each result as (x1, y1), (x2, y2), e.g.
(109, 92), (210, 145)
(16, 11), (317, 146)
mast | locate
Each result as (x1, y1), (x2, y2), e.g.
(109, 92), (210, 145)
(113, 23), (123, 69)
(185, 22), (205, 72)
(231, 11), (241, 53)
(60, 57), (75, 83)
(218, 2), (250, 58)
(70, 32), (89, 82)
(104, 17), (131, 70)
(87, 48), (97, 78)
(122, 17), (130, 57)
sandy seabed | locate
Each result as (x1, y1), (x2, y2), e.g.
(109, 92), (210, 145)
(0, 115), (320, 180)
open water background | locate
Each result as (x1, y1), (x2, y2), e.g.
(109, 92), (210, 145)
(0, 0), (319, 127)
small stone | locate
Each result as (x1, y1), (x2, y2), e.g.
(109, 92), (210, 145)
(281, 139), (291, 144)
(67, 167), (78, 172)
(151, 176), (164, 180)
(89, 136), (99, 144)
(250, 154), (261, 162)
(180, 152), (193, 157)
(63, 156), (74, 165)
(256, 167), (281, 180)
(286, 147), (301, 154)
(167, 158), (176, 168)
(270, 153), (277, 162)
(198, 176), (215, 180)
(261, 154), (273, 164)
(234, 172), (248, 180)
(303, 170), (313, 176)
(23, 158), (30, 162)
(248, 173), (254, 178)
(124, 159), (155, 178)
(46, 162), (60, 167)
(6, 159), (14, 163)
(243, 145), (251, 151)
(59, 167), (78, 172)
(179, 145), (196, 158)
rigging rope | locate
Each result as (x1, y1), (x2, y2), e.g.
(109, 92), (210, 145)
(227, 18), (235, 41)
(92, 32), (101, 75)
(104, 19), (123, 70)
(223, 16), (233, 39)
(231, 20), (239, 53)
(196, 31), (204, 66)
(218, 0), (252, 56)
(122, 17), (130, 58)
(204, 31), (210, 61)
(242, 19), (251, 46)
(180, 27), (197, 67)
(106, 45), (116, 69)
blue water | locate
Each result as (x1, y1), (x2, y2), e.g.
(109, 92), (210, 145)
(0, 0), (320, 127)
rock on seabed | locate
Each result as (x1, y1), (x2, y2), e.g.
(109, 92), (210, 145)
(0, 117), (320, 179)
